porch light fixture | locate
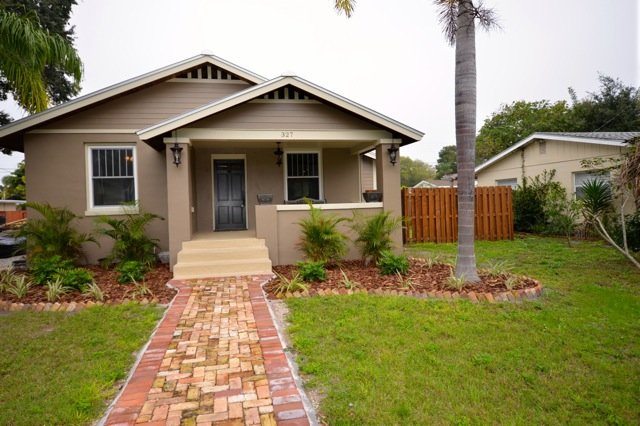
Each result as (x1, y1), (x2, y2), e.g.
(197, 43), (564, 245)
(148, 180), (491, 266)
(170, 130), (183, 167)
(387, 143), (399, 165)
(274, 142), (283, 166)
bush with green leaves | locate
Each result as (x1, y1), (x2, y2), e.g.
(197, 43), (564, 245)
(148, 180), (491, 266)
(297, 201), (347, 264)
(116, 260), (146, 284)
(609, 211), (640, 253)
(95, 206), (163, 267)
(30, 255), (74, 285)
(55, 267), (94, 291)
(15, 202), (96, 262)
(296, 260), (327, 282)
(377, 250), (409, 276)
(350, 211), (403, 265)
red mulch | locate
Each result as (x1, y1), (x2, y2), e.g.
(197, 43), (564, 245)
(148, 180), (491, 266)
(264, 258), (539, 299)
(0, 264), (176, 305)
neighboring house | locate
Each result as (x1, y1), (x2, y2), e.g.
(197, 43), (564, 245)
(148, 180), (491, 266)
(475, 132), (639, 202)
(0, 54), (423, 277)
(0, 200), (26, 225)
(412, 179), (454, 188)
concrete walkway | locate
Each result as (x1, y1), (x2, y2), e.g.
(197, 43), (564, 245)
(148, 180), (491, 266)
(103, 276), (310, 426)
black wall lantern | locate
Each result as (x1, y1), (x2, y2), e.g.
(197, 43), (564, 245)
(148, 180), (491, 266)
(274, 142), (283, 166)
(170, 142), (183, 167)
(387, 143), (399, 165)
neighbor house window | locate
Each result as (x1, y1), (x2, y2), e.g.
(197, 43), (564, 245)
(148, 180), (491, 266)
(286, 152), (321, 201)
(87, 146), (137, 211)
(574, 171), (609, 200)
(496, 178), (517, 189)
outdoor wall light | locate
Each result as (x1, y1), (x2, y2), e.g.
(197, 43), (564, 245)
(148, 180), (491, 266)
(170, 142), (183, 167)
(388, 143), (399, 165)
(274, 142), (284, 166)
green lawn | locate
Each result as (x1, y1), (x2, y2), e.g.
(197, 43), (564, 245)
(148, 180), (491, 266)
(286, 235), (640, 425)
(0, 303), (163, 425)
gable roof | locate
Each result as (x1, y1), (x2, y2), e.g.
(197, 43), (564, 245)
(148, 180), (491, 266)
(475, 131), (638, 173)
(0, 54), (265, 146)
(137, 75), (424, 143)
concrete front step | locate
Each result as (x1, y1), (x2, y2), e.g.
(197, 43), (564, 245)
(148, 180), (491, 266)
(174, 237), (272, 279)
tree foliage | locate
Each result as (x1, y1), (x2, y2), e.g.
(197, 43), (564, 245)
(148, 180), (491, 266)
(400, 156), (436, 187)
(0, 1), (81, 116)
(435, 145), (457, 178)
(0, 160), (25, 199)
(476, 76), (640, 164)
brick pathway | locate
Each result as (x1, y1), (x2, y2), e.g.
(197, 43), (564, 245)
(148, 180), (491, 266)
(103, 276), (310, 426)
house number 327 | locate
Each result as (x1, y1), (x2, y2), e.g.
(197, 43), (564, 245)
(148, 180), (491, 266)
(281, 131), (294, 138)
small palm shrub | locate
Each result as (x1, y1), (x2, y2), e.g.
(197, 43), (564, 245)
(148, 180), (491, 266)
(297, 202), (347, 264)
(15, 202), (96, 262)
(350, 211), (403, 265)
(296, 261), (327, 282)
(378, 250), (409, 276)
(95, 206), (163, 267)
(580, 179), (613, 218)
(116, 260), (146, 284)
(273, 272), (308, 295)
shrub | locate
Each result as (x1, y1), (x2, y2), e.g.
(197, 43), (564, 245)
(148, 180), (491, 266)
(55, 267), (94, 291)
(350, 211), (402, 265)
(378, 251), (409, 275)
(339, 269), (359, 290)
(116, 260), (146, 284)
(83, 282), (104, 302)
(14, 202), (96, 262)
(129, 281), (153, 299)
(6, 275), (32, 299)
(296, 261), (327, 282)
(513, 170), (559, 233)
(46, 278), (69, 302)
(273, 273), (308, 295)
(30, 255), (74, 285)
(297, 202), (347, 264)
(609, 211), (640, 253)
(95, 206), (163, 267)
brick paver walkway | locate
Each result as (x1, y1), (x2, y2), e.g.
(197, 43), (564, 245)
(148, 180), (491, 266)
(104, 276), (310, 426)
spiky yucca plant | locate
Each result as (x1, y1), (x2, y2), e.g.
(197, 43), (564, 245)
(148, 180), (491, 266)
(350, 211), (403, 265)
(95, 206), (163, 268)
(297, 202), (347, 264)
(15, 202), (96, 262)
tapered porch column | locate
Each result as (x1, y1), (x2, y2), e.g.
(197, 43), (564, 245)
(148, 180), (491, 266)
(165, 139), (193, 270)
(376, 139), (403, 253)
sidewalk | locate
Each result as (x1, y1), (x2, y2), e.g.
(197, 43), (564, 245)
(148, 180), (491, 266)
(103, 275), (310, 426)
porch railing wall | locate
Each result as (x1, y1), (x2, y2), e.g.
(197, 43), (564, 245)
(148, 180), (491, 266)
(402, 186), (513, 243)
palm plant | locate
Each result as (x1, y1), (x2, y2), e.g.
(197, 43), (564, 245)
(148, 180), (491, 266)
(15, 202), (96, 262)
(297, 202), (347, 264)
(350, 212), (403, 265)
(0, 10), (82, 113)
(335, 0), (498, 281)
(95, 206), (162, 268)
(580, 179), (613, 218)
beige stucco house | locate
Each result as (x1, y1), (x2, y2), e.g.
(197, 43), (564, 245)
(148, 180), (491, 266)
(475, 132), (638, 202)
(0, 54), (423, 278)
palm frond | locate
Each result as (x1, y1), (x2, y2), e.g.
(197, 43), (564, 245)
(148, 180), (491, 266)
(334, 0), (356, 18)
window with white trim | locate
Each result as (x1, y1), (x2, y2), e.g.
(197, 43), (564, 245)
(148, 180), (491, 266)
(286, 152), (321, 200)
(496, 178), (517, 189)
(574, 171), (609, 200)
(88, 146), (137, 209)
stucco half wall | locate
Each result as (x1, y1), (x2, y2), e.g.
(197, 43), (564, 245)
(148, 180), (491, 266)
(255, 203), (384, 265)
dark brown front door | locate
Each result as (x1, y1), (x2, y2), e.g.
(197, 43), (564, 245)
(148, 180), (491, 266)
(214, 159), (246, 230)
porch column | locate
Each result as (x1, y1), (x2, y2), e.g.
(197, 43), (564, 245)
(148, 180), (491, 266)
(165, 140), (193, 270)
(376, 139), (403, 253)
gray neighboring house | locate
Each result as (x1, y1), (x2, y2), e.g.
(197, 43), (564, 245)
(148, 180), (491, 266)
(0, 54), (423, 278)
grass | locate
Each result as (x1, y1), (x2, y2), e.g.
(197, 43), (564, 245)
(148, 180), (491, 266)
(0, 303), (163, 425)
(286, 235), (640, 425)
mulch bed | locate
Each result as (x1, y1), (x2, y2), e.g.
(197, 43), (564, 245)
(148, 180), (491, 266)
(0, 264), (176, 305)
(265, 258), (540, 299)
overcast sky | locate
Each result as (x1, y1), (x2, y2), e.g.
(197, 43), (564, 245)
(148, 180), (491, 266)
(0, 0), (637, 176)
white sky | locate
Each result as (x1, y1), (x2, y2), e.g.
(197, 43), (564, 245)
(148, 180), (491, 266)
(1, 0), (638, 176)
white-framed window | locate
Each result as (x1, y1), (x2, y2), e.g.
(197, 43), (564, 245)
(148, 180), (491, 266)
(574, 171), (610, 200)
(496, 178), (517, 189)
(86, 145), (137, 214)
(285, 151), (322, 201)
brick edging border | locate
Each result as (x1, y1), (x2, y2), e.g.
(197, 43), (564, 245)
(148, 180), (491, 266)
(276, 282), (544, 303)
(0, 298), (166, 312)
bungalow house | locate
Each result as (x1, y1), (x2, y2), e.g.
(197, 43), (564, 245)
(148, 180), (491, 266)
(0, 54), (423, 278)
(475, 132), (638, 205)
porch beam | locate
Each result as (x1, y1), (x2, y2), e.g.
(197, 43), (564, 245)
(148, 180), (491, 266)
(168, 128), (391, 141)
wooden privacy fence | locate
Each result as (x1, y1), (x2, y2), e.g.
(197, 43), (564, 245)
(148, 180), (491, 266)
(402, 186), (513, 243)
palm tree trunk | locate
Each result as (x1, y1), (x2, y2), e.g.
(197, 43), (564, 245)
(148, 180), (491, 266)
(454, 0), (480, 282)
